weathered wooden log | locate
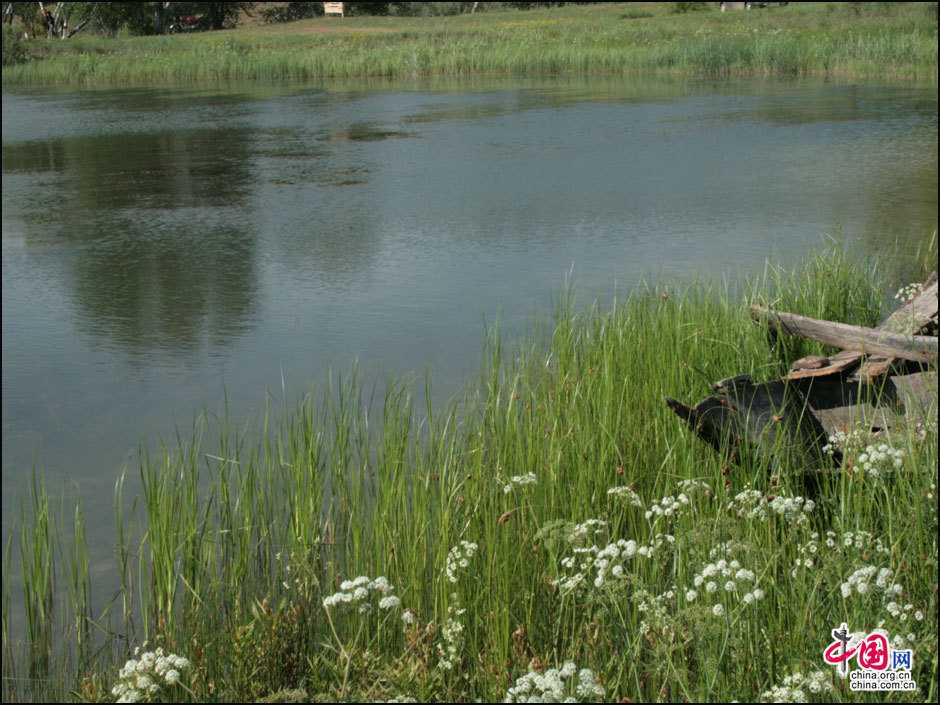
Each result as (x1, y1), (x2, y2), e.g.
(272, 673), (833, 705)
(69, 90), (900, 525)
(800, 371), (937, 438)
(750, 306), (938, 362)
(788, 349), (862, 379)
(771, 272), (938, 381)
(853, 273), (938, 380)
(791, 355), (830, 370)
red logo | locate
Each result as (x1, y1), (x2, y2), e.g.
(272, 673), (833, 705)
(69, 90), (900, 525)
(856, 633), (889, 671)
(824, 625), (900, 677)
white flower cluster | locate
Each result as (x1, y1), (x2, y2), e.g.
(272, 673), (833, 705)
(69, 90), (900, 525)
(439, 541), (477, 669)
(840, 565), (902, 599)
(606, 486), (644, 508)
(878, 584), (925, 649)
(729, 489), (814, 525)
(855, 443), (904, 477)
(894, 282), (923, 304)
(401, 608), (418, 627)
(111, 647), (191, 703)
(838, 530), (889, 553)
(503, 661), (604, 703)
(823, 431), (905, 477)
(687, 545), (764, 614)
(885, 600), (924, 623)
(822, 428), (867, 456)
(445, 540), (478, 583)
(554, 539), (638, 594)
(767, 495), (816, 523)
(503, 473), (538, 494)
(728, 489), (762, 513)
(644, 493), (690, 521)
(635, 588), (676, 637)
(890, 631), (921, 650)
(642, 532), (676, 557)
(790, 544), (818, 575)
(760, 670), (832, 702)
(322, 575), (400, 613)
(554, 533), (674, 596)
(436, 599), (466, 671)
(568, 519), (608, 544)
(791, 530), (890, 578)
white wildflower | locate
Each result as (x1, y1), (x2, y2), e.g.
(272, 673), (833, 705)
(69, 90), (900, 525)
(436, 600), (467, 671)
(111, 647), (191, 704)
(379, 595), (401, 610)
(607, 486), (644, 508)
(503, 473), (538, 494)
(761, 669), (832, 702)
(504, 662), (604, 702)
(446, 541), (478, 583)
(894, 282), (923, 304)
(323, 575), (403, 614)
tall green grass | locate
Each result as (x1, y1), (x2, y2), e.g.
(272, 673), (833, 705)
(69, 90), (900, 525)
(3, 2), (937, 86)
(2, 248), (937, 702)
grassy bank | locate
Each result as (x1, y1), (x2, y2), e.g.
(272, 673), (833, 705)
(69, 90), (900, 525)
(2, 248), (937, 702)
(2, 3), (937, 86)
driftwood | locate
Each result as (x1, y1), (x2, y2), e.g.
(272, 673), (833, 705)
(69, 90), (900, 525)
(809, 371), (937, 437)
(667, 272), (937, 493)
(787, 349), (863, 379)
(854, 272), (938, 380)
(750, 307), (937, 362)
(779, 271), (938, 380)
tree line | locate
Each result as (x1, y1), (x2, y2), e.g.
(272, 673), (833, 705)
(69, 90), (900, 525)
(1, 2), (571, 38)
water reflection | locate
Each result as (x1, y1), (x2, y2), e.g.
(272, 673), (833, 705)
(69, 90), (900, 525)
(694, 83), (939, 126)
(4, 128), (254, 208)
(70, 219), (257, 353)
(858, 139), (938, 282)
(4, 127), (259, 352)
(320, 122), (415, 142)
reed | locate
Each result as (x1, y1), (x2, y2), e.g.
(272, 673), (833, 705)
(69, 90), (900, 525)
(3, 2), (937, 86)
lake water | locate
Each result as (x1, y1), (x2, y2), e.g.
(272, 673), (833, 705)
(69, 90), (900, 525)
(2, 77), (937, 568)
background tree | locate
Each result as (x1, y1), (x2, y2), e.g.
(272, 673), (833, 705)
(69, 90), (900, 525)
(201, 2), (254, 30)
(36, 2), (100, 38)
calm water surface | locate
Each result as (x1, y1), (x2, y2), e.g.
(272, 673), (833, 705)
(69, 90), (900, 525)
(2, 77), (937, 571)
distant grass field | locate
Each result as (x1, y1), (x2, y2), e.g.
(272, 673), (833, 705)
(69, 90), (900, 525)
(2, 2), (937, 86)
(2, 246), (937, 702)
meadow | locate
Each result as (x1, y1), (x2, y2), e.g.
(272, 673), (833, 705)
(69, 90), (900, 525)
(2, 245), (937, 702)
(2, 2), (938, 86)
